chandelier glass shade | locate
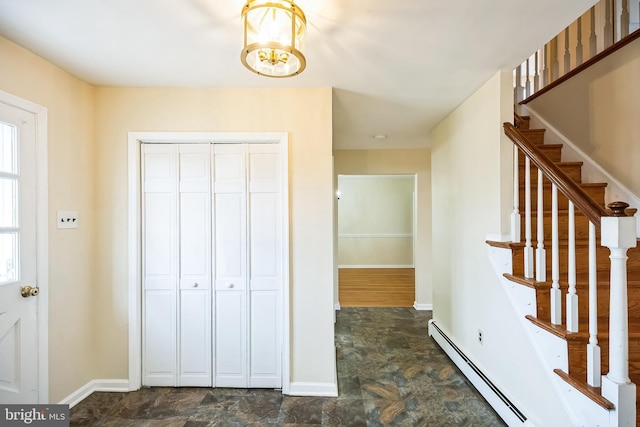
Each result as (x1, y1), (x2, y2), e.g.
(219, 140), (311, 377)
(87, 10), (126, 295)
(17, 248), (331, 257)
(241, 0), (307, 78)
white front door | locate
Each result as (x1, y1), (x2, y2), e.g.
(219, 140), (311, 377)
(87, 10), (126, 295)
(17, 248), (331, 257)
(0, 100), (39, 403)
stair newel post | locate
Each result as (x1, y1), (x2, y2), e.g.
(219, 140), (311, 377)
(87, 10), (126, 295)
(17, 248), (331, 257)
(511, 146), (521, 243)
(587, 220), (602, 387)
(551, 184), (562, 324)
(566, 201), (578, 332)
(576, 16), (584, 66)
(589, 6), (597, 58)
(601, 201), (637, 426)
(524, 157), (534, 279)
(536, 169), (546, 282)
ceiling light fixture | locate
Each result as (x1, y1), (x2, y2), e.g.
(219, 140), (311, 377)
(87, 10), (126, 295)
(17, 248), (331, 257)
(373, 134), (387, 140)
(241, 0), (307, 78)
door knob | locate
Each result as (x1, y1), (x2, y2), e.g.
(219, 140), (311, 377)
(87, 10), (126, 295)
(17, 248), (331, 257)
(20, 286), (39, 298)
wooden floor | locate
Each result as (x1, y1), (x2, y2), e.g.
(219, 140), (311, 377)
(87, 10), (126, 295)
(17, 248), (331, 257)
(338, 268), (415, 307)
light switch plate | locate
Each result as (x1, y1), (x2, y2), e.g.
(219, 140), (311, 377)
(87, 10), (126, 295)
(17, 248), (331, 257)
(57, 211), (78, 229)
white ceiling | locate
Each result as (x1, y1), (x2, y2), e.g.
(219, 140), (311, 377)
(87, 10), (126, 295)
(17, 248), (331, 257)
(0, 0), (596, 150)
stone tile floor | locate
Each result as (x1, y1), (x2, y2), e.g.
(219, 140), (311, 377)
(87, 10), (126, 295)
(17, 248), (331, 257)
(70, 308), (506, 426)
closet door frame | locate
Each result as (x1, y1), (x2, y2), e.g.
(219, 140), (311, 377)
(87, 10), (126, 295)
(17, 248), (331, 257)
(127, 132), (290, 394)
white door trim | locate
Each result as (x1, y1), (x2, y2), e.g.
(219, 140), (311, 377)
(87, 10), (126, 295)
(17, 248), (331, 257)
(127, 132), (290, 394)
(0, 90), (49, 403)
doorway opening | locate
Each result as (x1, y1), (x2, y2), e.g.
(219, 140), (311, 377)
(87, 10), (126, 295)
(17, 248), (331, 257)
(336, 174), (416, 307)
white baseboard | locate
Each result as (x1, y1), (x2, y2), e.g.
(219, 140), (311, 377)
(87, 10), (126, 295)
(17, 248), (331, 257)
(334, 302), (341, 310)
(413, 302), (432, 311)
(287, 381), (338, 397)
(428, 320), (529, 426)
(338, 265), (414, 269)
(58, 379), (129, 408)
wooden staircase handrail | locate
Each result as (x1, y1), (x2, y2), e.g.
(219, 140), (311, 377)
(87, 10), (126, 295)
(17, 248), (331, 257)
(503, 122), (609, 227)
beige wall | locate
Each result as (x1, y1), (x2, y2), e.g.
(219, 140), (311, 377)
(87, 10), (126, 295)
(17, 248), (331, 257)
(334, 149), (432, 306)
(527, 36), (640, 197)
(338, 175), (414, 267)
(430, 70), (573, 426)
(93, 87), (336, 387)
(0, 36), (96, 402)
(1, 33), (337, 399)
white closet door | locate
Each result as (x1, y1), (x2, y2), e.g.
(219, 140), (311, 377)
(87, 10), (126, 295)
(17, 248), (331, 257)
(142, 144), (178, 386)
(213, 144), (248, 387)
(142, 141), (283, 390)
(248, 144), (282, 388)
(178, 144), (212, 386)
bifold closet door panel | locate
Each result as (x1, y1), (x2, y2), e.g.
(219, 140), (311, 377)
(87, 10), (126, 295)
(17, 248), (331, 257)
(214, 291), (247, 387)
(180, 290), (211, 386)
(213, 144), (248, 387)
(248, 145), (282, 387)
(142, 145), (178, 385)
(178, 145), (212, 386)
(144, 291), (177, 385)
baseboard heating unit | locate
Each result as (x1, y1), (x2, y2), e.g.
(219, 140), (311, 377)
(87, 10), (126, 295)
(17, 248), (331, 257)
(428, 320), (531, 426)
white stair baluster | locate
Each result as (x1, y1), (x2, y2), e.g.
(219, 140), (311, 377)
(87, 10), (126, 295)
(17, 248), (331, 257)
(551, 36), (560, 81)
(589, 6), (598, 58)
(563, 28), (571, 75)
(605, 0), (614, 48)
(566, 201), (578, 332)
(536, 169), (546, 282)
(514, 64), (524, 104)
(524, 157), (534, 279)
(542, 44), (550, 87)
(551, 184), (561, 324)
(621, 0), (630, 38)
(587, 221), (601, 387)
(534, 51), (541, 93)
(511, 146), (521, 243)
(576, 16), (584, 66)
(525, 58), (531, 98)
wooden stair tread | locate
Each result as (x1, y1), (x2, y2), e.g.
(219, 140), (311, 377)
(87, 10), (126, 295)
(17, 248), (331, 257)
(485, 240), (519, 249)
(484, 240), (611, 250)
(503, 274), (539, 288)
(519, 161), (584, 168)
(503, 273), (640, 289)
(553, 369), (615, 409)
(519, 182), (608, 189)
(526, 315), (640, 340)
(521, 208), (637, 217)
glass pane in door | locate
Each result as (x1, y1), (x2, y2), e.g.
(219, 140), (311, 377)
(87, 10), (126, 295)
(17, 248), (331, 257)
(0, 233), (17, 284)
(0, 178), (17, 227)
(0, 121), (17, 174)
(0, 120), (19, 285)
